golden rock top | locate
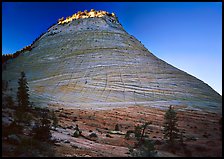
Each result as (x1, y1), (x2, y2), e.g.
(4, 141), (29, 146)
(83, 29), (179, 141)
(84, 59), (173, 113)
(58, 9), (116, 25)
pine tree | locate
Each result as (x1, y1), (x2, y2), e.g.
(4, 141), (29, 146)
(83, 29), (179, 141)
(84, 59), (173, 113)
(163, 105), (179, 145)
(17, 71), (30, 112)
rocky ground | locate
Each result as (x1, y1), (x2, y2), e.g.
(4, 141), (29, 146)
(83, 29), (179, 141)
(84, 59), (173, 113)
(2, 104), (222, 157)
(35, 104), (224, 157)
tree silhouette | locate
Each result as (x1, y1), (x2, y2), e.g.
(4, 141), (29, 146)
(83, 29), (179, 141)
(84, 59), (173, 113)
(163, 105), (179, 145)
(17, 71), (30, 112)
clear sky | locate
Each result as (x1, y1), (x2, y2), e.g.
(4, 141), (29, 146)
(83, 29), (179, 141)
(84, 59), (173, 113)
(2, 2), (222, 95)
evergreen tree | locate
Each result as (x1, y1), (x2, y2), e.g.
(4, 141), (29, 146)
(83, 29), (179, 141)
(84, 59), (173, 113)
(163, 105), (179, 145)
(17, 71), (30, 112)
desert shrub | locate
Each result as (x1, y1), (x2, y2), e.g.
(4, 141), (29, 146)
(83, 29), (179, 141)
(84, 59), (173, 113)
(73, 130), (80, 137)
(32, 115), (51, 141)
(72, 125), (82, 138)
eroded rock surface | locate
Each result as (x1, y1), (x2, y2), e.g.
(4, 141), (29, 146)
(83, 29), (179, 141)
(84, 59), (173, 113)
(2, 10), (222, 113)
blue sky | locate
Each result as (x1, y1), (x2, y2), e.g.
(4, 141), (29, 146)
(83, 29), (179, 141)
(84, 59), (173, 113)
(2, 2), (222, 95)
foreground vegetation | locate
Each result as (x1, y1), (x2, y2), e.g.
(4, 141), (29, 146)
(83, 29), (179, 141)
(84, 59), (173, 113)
(2, 72), (57, 157)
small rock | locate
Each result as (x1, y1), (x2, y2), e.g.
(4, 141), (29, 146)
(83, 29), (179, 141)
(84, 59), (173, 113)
(106, 134), (113, 138)
(54, 142), (61, 146)
(64, 140), (70, 143)
(129, 133), (135, 138)
(89, 132), (98, 138)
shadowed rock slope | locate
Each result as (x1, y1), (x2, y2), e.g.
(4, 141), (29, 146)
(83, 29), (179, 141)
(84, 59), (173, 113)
(2, 11), (222, 113)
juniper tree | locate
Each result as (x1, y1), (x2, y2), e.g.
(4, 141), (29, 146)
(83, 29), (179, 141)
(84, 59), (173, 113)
(17, 71), (30, 112)
(130, 122), (156, 157)
(163, 105), (179, 145)
(140, 122), (151, 141)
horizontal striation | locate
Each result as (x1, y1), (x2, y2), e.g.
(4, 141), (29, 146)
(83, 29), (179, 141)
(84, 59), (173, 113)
(2, 15), (222, 113)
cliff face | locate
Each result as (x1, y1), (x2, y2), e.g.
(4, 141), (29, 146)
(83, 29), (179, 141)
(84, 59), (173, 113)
(2, 11), (222, 113)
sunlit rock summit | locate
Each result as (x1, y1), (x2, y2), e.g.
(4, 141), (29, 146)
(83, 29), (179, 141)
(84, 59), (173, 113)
(2, 10), (222, 113)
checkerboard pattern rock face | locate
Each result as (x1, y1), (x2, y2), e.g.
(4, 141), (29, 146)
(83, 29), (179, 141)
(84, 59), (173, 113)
(2, 11), (222, 113)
